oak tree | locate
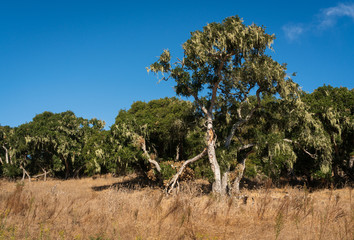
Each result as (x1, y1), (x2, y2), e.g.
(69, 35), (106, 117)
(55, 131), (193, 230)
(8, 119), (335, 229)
(148, 16), (304, 194)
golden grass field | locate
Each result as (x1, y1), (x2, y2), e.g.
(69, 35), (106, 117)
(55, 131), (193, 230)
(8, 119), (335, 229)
(0, 175), (352, 240)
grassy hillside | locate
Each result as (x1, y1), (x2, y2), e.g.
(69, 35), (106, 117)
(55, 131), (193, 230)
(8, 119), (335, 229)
(0, 175), (352, 239)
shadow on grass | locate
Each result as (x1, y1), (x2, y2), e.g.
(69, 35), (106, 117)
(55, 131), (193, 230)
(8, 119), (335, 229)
(91, 175), (213, 194)
(91, 175), (159, 191)
(91, 174), (352, 193)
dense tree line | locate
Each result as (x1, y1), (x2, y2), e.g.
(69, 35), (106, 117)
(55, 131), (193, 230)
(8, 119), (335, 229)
(1, 16), (353, 194)
(0, 87), (352, 187)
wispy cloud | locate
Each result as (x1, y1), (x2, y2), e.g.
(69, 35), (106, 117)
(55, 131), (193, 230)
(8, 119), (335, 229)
(282, 24), (305, 41)
(283, 2), (354, 41)
(318, 3), (354, 28)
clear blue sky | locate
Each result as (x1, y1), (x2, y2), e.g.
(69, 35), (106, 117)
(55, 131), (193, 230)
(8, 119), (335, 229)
(1, 0), (353, 128)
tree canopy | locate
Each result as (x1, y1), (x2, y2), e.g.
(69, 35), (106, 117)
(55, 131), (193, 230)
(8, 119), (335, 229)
(148, 15), (312, 194)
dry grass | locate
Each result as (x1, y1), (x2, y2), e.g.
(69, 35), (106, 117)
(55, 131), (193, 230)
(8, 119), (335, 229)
(0, 175), (352, 240)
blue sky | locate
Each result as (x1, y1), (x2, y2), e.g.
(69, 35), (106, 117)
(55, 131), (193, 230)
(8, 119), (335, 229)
(1, 0), (353, 128)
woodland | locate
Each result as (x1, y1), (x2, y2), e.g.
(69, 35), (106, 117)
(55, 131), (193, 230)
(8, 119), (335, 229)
(0, 16), (353, 195)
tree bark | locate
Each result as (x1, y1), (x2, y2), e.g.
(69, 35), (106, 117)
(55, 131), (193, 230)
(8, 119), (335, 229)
(221, 171), (229, 196)
(64, 157), (70, 179)
(141, 138), (161, 173)
(231, 160), (246, 195)
(206, 115), (222, 194)
(229, 147), (254, 195)
(2, 146), (10, 164)
(175, 144), (180, 161)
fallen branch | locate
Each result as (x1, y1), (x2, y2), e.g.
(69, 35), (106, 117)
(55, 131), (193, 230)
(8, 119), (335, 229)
(20, 165), (31, 182)
(165, 148), (207, 194)
(32, 168), (51, 181)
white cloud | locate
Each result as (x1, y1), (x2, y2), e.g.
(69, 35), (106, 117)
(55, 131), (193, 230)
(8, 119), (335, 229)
(318, 3), (354, 28)
(283, 2), (354, 41)
(324, 3), (354, 18)
(282, 24), (305, 41)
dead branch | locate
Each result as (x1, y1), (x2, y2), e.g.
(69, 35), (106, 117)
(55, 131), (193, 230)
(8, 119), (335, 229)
(141, 138), (161, 173)
(20, 165), (31, 183)
(165, 148), (207, 194)
(32, 168), (51, 181)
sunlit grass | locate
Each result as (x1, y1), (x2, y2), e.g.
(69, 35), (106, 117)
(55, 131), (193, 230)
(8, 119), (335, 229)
(0, 175), (352, 239)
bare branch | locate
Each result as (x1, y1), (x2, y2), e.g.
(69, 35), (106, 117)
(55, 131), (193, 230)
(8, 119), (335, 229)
(141, 138), (161, 173)
(165, 148), (207, 194)
(283, 139), (317, 159)
(237, 144), (254, 151)
(20, 165), (31, 183)
(32, 168), (50, 181)
(194, 94), (209, 115)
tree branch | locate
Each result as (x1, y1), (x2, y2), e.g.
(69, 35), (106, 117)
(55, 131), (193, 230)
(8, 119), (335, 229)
(185, 86), (208, 115)
(2, 145), (9, 164)
(165, 148), (207, 194)
(209, 57), (226, 113)
(283, 139), (317, 159)
(238, 144), (254, 151)
(225, 88), (262, 148)
(32, 169), (51, 181)
(225, 106), (257, 148)
(141, 138), (161, 173)
(20, 165), (31, 182)
(193, 93), (208, 115)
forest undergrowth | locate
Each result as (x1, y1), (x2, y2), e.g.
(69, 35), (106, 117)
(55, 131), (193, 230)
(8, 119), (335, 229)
(0, 175), (352, 240)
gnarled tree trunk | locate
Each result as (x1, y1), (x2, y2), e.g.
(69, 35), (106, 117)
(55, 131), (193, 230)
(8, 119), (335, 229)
(230, 160), (246, 195)
(206, 116), (222, 194)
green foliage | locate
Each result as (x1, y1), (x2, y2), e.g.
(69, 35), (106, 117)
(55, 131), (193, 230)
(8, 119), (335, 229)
(0, 84), (352, 185)
(160, 162), (176, 180)
(148, 15), (294, 104)
(1, 164), (21, 178)
(110, 121), (146, 175)
(113, 97), (198, 160)
(0, 111), (109, 179)
(244, 155), (259, 179)
(302, 85), (354, 180)
(193, 161), (214, 182)
(110, 97), (203, 180)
